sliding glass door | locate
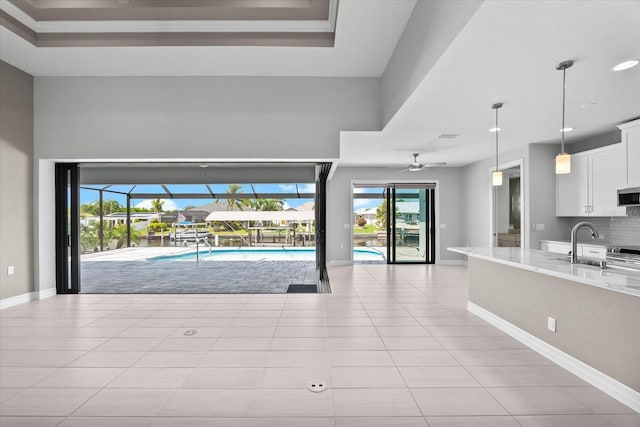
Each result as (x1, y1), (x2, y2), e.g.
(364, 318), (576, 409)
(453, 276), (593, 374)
(55, 163), (80, 293)
(387, 184), (435, 264)
(353, 183), (436, 265)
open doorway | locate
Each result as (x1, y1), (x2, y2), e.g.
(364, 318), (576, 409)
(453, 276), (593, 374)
(353, 183), (436, 264)
(56, 162), (328, 294)
(490, 159), (524, 248)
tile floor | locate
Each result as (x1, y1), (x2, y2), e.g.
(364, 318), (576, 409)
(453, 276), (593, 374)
(0, 264), (638, 426)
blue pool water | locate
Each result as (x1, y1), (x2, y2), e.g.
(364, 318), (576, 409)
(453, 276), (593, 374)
(149, 248), (385, 262)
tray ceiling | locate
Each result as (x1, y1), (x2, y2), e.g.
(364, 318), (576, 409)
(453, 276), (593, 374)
(0, 0), (337, 47)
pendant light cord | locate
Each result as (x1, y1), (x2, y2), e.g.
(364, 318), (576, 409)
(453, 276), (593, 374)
(495, 107), (499, 171)
(561, 66), (566, 153)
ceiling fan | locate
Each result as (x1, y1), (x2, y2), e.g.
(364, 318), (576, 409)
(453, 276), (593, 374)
(399, 153), (446, 173)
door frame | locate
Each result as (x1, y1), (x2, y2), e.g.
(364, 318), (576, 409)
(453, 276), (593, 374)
(351, 179), (441, 264)
(387, 185), (436, 264)
(488, 158), (526, 248)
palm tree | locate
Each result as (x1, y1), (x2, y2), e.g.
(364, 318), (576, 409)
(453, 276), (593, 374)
(150, 199), (164, 219)
(217, 184), (245, 211)
(105, 224), (141, 246)
(253, 198), (284, 212)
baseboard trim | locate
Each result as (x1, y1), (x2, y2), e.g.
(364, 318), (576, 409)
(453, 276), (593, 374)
(38, 287), (56, 300)
(0, 291), (37, 310)
(1, 288), (57, 310)
(468, 301), (640, 413)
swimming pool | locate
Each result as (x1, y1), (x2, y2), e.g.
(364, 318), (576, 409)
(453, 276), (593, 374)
(149, 247), (385, 262)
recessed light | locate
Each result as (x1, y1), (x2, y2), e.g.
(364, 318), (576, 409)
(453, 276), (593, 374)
(560, 127), (574, 132)
(580, 102), (598, 109)
(489, 127), (501, 133)
(613, 60), (639, 71)
(199, 164), (209, 168)
(438, 133), (459, 139)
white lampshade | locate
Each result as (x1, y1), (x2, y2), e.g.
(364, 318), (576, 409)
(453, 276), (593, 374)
(555, 152), (571, 174)
(492, 170), (503, 186)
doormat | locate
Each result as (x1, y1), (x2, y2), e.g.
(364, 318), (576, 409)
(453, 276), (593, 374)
(286, 284), (318, 293)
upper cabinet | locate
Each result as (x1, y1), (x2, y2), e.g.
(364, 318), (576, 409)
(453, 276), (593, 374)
(618, 118), (640, 187)
(556, 143), (626, 217)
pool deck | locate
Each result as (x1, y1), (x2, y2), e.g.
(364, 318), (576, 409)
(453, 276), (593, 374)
(81, 247), (317, 294)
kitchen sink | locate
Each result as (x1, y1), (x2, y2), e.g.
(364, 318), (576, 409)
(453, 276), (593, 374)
(548, 257), (607, 269)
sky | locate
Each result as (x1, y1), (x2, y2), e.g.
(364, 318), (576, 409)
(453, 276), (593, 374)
(80, 183), (386, 212)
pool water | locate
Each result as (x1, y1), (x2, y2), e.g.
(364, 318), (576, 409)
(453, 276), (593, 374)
(149, 248), (385, 262)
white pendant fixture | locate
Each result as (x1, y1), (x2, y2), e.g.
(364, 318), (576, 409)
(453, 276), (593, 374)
(555, 60), (573, 174)
(492, 102), (503, 186)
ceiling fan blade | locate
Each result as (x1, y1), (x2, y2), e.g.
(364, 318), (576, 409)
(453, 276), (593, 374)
(397, 168), (410, 174)
(422, 162), (447, 167)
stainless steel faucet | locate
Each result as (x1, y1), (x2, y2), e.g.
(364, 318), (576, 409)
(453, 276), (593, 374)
(570, 221), (599, 264)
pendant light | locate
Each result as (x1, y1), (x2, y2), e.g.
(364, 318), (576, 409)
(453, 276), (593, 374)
(555, 60), (573, 174)
(492, 102), (503, 186)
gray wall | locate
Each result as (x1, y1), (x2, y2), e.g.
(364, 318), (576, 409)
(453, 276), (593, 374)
(0, 61), (34, 300)
(381, 0), (482, 125)
(327, 166), (465, 264)
(461, 145), (528, 247)
(469, 258), (640, 392)
(566, 129), (621, 154)
(527, 143), (566, 249)
(460, 142), (567, 250)
(35, 76), (381, 160)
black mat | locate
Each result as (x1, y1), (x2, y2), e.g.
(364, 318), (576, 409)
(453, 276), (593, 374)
(286, 284), (318, 293)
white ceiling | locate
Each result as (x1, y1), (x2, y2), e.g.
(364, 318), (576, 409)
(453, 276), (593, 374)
(341, 0), (640, 167)
(1, 0), (638, 169)
(0, 0), (416, 76)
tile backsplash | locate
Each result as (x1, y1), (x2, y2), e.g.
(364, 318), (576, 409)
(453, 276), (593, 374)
(560, 217), (640, 246)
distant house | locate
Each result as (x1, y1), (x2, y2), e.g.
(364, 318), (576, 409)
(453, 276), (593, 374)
(395, 201), (420, 225)
(181, 210), (209, 223)
(103, 212), (158, 230)
(353, 202), (420, 227)
(354, 207), (378, 226)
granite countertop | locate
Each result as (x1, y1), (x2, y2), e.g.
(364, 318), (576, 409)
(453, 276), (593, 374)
(448, 247), (640, 298)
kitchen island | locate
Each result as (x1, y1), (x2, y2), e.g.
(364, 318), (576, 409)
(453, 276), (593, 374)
(449, 247), (640, 412)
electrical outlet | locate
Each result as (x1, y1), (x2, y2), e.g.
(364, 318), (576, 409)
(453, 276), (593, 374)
(7, 266), (14, 275)
(547, 317), (557, 332)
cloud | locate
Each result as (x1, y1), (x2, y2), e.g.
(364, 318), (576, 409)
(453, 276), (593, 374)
(353, 199), (374, 208)
(298, 184), (316, 193)
(277, 183), (315, 194)
(278, 184), (296, 192)
(135, 199), (179, 211)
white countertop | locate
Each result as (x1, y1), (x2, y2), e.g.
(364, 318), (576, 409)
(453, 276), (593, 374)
(448, 247), (640, 298)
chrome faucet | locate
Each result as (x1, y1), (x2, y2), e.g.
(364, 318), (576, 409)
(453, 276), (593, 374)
(570, 221), (599, 264)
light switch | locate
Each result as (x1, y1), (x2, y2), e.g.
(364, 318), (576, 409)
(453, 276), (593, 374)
(7, 266), (15, 275)
(547, 316), (556, 332)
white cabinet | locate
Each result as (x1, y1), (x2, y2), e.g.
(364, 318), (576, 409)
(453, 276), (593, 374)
(618, 119), (640, 187)
(589, 145), (626, 216)
(540, 241), (607, 260)
(556, 143), (626, 217)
